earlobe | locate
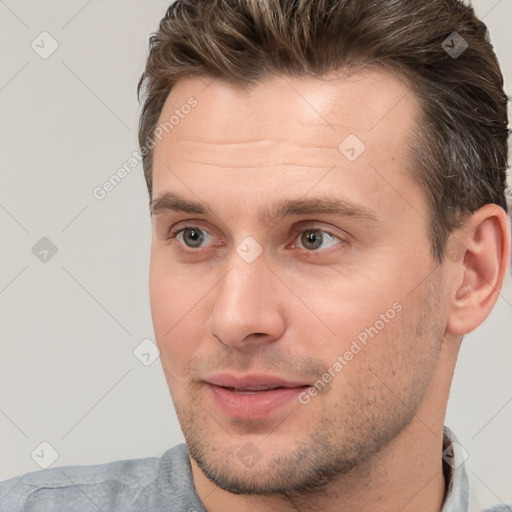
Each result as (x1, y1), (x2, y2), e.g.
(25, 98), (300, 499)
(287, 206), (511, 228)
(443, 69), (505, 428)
(446, 204), (511, 336)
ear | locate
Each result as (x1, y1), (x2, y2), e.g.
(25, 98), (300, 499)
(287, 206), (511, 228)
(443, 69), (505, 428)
(446, 204), (511, 336)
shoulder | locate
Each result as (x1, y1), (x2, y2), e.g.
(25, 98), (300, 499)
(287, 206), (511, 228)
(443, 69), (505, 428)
(0, 444), (193, 512)
(483, 506), (512, 512)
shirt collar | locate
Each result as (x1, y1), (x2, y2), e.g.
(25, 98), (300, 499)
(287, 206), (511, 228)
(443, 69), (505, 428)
(441, 426), (481, 512)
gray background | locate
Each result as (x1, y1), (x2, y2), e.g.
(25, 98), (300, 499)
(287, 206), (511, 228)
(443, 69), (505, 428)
(0, 0), (511, 508)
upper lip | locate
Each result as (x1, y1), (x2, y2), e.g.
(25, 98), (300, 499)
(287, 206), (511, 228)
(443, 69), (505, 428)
(205, 374), (310, 389)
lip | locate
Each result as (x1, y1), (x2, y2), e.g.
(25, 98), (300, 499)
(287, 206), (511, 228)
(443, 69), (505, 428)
(205, 373), (309, 389)
(204, 374), (310, 420)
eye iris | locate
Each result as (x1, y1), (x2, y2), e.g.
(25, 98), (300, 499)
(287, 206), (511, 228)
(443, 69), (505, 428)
(183, 228), (204, 248)
(301, 230), (323, 250)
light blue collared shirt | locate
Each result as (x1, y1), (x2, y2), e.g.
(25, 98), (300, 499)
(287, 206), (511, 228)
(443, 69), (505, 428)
(0, 426), (510, 511)
(442, 426), (510, 512)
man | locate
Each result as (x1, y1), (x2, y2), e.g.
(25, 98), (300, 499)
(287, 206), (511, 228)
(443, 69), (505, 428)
(1, 0), (510, 510)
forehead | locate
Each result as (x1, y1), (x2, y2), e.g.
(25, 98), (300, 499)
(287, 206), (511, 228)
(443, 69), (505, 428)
(154, 67), (418, 164)
(151, 68), (424, 224)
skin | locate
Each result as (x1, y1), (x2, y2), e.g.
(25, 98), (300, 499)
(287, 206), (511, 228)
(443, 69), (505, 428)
(148, 68), (510, 512)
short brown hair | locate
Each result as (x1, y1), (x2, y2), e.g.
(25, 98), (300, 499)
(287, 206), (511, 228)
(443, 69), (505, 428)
(137, 0), (510, 261)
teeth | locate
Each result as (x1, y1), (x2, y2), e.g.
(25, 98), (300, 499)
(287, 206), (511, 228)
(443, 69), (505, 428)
(232, 385), (281, 392)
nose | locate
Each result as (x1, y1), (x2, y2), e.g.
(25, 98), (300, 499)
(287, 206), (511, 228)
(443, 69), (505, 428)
(205, 253), (287, 350)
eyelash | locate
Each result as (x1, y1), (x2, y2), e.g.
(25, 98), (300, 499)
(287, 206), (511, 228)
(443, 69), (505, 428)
(166, 224), (346, 256)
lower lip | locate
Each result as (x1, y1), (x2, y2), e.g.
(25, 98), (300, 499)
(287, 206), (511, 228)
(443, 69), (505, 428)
(207, 384), (306, 420)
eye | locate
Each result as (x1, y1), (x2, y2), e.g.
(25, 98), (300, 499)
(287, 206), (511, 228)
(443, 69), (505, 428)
(167, 225), (346, 255)
(168, 226), (216, 249)
(291, 228), (344, 252)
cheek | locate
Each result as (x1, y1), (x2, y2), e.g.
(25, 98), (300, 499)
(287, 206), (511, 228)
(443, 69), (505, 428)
(149, 248), (190, 333)
(150, 257), (186, 369)
(149, 261), (208, 381)
(149, 265), (169, 337)
(308, 277), (432, 391)
(323, 310), (414, 416)
(306, 276), (401, 348)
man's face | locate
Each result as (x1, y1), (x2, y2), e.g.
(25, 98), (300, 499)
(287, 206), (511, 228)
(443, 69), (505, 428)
(149, 69), (449, 494)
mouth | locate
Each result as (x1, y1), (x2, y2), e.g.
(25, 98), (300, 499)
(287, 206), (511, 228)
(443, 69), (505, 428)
(204, 374), (311, 420)
(205, 373), (310, 389)
(224, 385), (294, 394)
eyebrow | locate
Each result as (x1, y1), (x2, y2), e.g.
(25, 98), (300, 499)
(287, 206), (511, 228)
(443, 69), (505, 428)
(150, 191), (379, 225)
